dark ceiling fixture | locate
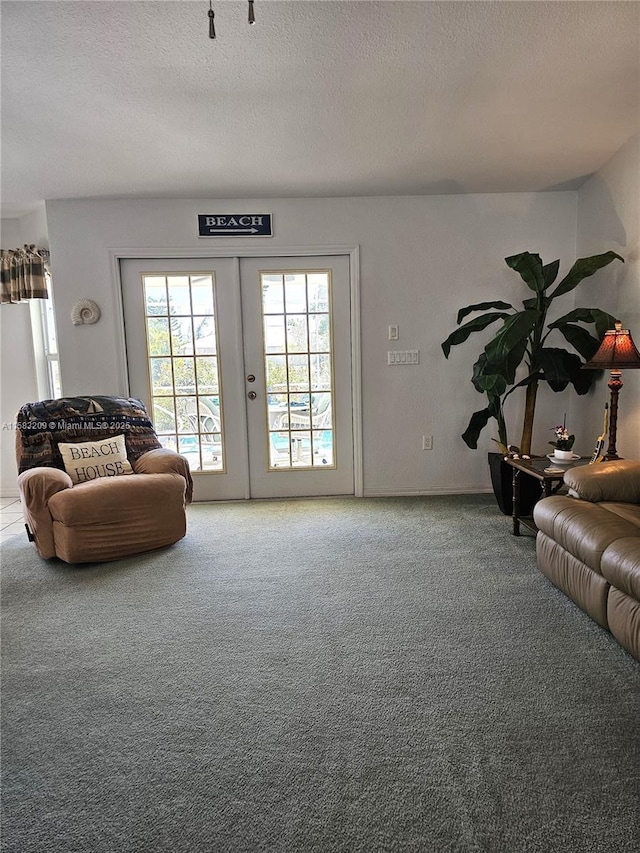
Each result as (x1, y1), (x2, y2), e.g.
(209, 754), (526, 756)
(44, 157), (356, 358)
(209, 0), (255, 39)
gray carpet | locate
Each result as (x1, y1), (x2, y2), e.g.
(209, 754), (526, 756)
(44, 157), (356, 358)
(1, 495), (639, 853)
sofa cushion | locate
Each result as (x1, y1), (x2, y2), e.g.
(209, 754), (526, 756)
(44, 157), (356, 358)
(600, 537), (640, 600)
(49, 476), (187, 564)
(598, 502), (640, 528)
(564, 460), (640, 504)
(48, 472), (186, 527)
(536, 531), (609, 628)
(533, 496), (640, 574)
(47, 473), (187, 563)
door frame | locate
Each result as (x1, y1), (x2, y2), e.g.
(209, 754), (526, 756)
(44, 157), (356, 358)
(110, 245), (363, 497)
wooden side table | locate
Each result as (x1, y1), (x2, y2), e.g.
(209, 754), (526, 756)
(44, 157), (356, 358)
(504, 456), (588, 536)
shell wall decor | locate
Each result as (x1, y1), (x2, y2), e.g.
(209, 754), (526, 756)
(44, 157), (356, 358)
(71, 299), (101, 326)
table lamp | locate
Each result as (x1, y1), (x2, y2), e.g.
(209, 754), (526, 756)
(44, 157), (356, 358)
(582, 321), (640, 460)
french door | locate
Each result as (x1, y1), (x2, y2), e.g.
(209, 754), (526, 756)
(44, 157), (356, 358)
(120, 255), (354, 501)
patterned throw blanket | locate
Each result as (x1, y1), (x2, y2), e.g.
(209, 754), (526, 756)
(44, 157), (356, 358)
(16, 396), (162, 474)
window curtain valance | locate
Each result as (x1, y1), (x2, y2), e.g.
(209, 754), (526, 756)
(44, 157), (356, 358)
(1, 245), (50, 304)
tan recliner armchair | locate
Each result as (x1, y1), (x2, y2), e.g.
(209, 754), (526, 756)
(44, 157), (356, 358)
(16, 396), (193, 564)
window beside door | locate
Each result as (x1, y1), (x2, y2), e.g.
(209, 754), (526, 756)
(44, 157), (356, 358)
(30, 270), (62, 399)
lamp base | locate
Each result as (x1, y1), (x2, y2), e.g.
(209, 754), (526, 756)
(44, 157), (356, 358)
(605, 373), (622, 461)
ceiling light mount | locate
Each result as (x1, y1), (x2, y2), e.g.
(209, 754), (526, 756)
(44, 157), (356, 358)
(208, 1), (256, 39)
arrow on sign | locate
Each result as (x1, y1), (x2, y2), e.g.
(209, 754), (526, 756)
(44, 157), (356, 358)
(206, 227), (261, 234)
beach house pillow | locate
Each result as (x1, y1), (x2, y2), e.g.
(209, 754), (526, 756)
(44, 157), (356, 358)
(58, 434), (133, 484)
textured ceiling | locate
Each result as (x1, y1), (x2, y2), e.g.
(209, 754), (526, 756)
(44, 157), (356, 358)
(1, 0), (639, 218)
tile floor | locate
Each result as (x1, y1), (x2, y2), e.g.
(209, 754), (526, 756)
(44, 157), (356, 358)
(1, 498), (26, 543)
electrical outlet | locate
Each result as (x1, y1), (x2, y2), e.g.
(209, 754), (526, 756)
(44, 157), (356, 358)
(422, 435), (433, 451)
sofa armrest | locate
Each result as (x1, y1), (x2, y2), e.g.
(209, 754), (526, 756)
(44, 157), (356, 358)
(17, 466), (73, 558)
(132, 448), (193, 504)
(564, 460), (640, 504)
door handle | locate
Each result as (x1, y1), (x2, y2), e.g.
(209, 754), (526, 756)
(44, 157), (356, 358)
(247, 391), (257, 400)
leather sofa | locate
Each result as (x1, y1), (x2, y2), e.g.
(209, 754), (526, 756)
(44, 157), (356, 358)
(533, 460), (640, 661)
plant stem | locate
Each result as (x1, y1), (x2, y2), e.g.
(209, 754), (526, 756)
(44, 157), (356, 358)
(497, 405), (507, 449)
(520, 380), (539, 455)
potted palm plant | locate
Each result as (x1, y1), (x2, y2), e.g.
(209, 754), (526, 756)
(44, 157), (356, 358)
(442, 250), (623, 512)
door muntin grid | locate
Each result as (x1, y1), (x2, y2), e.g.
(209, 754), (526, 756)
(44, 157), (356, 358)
(142, 272), (224, 473)
(260, 270), (335, 470)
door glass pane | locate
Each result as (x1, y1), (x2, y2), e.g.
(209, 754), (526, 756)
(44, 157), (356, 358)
(261, 270), (335, 470)
(287, 354), (309, 392)
(307, 275), (329, 312)
(285, 275), (307, 312)
(147, 318), (170, 356)
(286, 316), (308, 352)
(265, 355), (287, 393)
(167, 277), (191, 315)
(194, 317), (216, 354)
(264, 315), (286, 353)
(142, 273), (225, 472)
(310, 354), (332, 390)
(308, 315), (330, 352)
(153, 397), (176, 433)
(191, 276), (215, 315)
(262, 275), (284, 313)
(173, 357), (196, 394)
(145, 278), (168, 315)
(171, 318), (194, 355)
(175, 397), (198, 434)
(150, 358), (173, 396)
(195, 357), (219, 396)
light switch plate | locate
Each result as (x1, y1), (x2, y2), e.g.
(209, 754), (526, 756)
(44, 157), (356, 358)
(388, 350), (419, 365)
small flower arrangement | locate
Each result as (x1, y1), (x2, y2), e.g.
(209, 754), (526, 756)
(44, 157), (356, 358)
(549, 417), (575, 451)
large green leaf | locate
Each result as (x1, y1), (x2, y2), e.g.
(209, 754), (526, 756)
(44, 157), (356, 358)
(549, 308), (618, 340)
(456, 301), (513, 325)
(441, 312), (511, 358)
(549, 252), (624, 299)
(461, 407), (491, 449)
(505, 252), (545, 292)
(542, 259), (560, 290)
(483, 310), (538, 383)
(550, 323), (601, 361)
(485, 338), (529, 387)
(471, 354), (508, 395)
(537, 348), (594, 394)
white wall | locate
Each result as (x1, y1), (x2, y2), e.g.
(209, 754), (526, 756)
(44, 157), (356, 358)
(575, 133), (640, 460)
(0, 206), (49, 496)
(46, 191), (584, 496)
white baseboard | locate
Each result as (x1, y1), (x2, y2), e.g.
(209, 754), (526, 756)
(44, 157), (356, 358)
(363, 487), (494, 498)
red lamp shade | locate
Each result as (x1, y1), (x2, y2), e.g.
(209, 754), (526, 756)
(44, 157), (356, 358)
(583, 322), (640, 370)
(582, 322), (640, 461)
